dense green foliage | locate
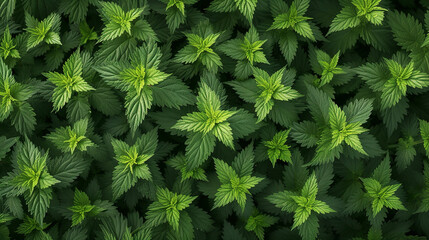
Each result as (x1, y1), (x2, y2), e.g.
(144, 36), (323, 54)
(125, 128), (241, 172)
(1, 0), (429, 239)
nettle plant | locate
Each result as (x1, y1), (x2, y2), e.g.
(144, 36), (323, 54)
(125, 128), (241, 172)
(174, 21), (223, 77)
(0, 59), (35, 135)
(43, 50), (94, 112)
(212, 145), (264, 211)
(2, 0), (429, 240)
(98, 1), (145, 42)
(263, 129), (292, 166)
(218, 28), (269, 79)
(68, 189), (105, 226)
(346, 155), (406, 227)
(267, 0), (317, 64)
(110, 128), (158, 200)
(45, 118), (94, 154)
(172, 76), (257, 170)
(0, 27), (20, 61)
(25, 13), (62, 50)
(95, 42), (194, 133)
(268, 173), (335, 239)
(229, 67), (302, 123)
(0, 139), (59, 225)
(160, 0), (198, 33)
(328, 0), (387, 34)
(327, 0), (389, 51)
(291, 85), (375, 165)
(357, 53), (429, 110)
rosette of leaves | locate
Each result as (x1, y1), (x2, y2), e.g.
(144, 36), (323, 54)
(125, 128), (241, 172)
(172, 77), (258, 170)
(68, 188), (105, 226)
(212, 145), (264, 211)
(357, 56), (429, 110)
(305, 47), (354, 92)
(97, 1), (146, 42)
(328, 0), (387, 34)
(42, 50), (95, 112)
(267, 0), (317, 64)
(45, 118), (95, 154)
(0, 139), (60, 225)
(218, 28), (269, 79)
(267, 173), (335, 240)
(0, 58), (36, 135)
(145, 187), (197, 233)
(346, 155), (406, 227)
(79, 21), (98, 46)
(174, 21), (223, 77)
(245, 209), (278, 240)
(25, 12), (62, 50)
(0, 27), (20, 61)
(292, 85), (376, 165)
(95, 41), (194, 134)
(229, 67), (302, 123)
(327, 0), (389, 51)
(312, 50), (345, 87)
(110, 128), (158, 200)
(264, 129), (292, 167)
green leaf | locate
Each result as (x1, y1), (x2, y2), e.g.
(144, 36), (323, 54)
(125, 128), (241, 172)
(89, 85), (122, 116)
(306, 84), (331, 125)
(215, 158), (239, 184)
(395, 136), (417, 170)
(124, 89), (152, 134)
(301, 174), (318, 199)
(112, 164), (137, 200)
(372, 155), (392, 186)
(185, 132), (216, 170)
(0, 136), (18, 161)
(278, 31), (298, 64)
(388, 11), (425, 52)
(232, 144), (255, 177)
(343, 98), (373, 124)
(152, 77), (195, 109)
(25, 188), (52, 225)
(328, 6), (360, 34)
(420, 119), (429, 156)
(227, 80), (259, 103)
(223, 221), (246, 240)
(235, 0), (258, 22)
(59, 0), (89, 23)
(291, 121), (319, 148)
(298, 214), (319, 240)
(228, 108), (259, 138)
(131, 20), (158, 42)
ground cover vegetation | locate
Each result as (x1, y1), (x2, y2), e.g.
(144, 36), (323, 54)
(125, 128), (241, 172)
(1, 0), (429, 239)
